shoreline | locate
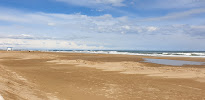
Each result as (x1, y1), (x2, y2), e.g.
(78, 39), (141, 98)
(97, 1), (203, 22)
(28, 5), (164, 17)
(44, 50), (205, 62)
(42, 50), (205, 58)
(2, 50), (205, 58)
(0, 51), (205, 100)
(3, 50), (205, 61)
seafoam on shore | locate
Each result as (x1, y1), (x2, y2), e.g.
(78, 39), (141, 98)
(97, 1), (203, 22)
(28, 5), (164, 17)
(50, 50), (205, 58)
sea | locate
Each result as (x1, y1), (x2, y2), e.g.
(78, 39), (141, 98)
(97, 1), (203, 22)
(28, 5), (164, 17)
(49, 50), (205, 58)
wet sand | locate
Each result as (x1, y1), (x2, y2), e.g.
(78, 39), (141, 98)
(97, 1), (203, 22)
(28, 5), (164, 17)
(0, 51), (205, 100)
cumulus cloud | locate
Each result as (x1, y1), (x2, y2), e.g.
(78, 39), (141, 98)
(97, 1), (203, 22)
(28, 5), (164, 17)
(147, 27), (158, 32)
(0, 7), (205, 50)
(0, 38), (105, 50)
(1, 7), (204, 36)
(144, 24), (205, 38)
(0, 9), (157, 35)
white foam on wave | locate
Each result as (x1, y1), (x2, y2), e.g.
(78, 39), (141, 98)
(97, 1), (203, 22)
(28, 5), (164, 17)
(51, 50), (205, 58)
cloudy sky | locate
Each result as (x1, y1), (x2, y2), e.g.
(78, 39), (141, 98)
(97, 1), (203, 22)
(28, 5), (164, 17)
(0, 0), (205, 50)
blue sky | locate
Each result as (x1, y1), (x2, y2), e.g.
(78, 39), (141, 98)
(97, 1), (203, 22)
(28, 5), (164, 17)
(0, 0), (205, 50)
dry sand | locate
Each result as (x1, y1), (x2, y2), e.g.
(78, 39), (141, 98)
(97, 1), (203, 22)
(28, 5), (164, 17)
(0, 51), (205, 100)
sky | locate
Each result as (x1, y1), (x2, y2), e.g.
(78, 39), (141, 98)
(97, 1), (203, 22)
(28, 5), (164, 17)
(0, 0), (205, 50)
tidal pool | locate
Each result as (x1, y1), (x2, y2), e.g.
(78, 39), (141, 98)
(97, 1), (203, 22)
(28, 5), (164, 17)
(143, 58), (205, 66)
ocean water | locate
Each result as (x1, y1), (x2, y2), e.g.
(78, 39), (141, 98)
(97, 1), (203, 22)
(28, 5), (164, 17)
(50, 50), (205, 58)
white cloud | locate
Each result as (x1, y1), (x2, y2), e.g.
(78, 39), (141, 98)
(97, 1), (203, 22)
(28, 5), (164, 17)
(191, 25), (205, 29)
(158, 0), (205, 9)
(0, 7), (205, 50)
(187, 25), (205, 36)
(56, 0), (125, 7)
(1, 7), (204, 36)
(122, 25), (130, 30)
(0, 38), (105, 50)
(132, 0), (205, 9)
(147, 27), (158, 32)
(0, 9), (153, 35)
(0, 8), (203, 36)
(141, 8), (205, 21)
(48, 22), (56, 26)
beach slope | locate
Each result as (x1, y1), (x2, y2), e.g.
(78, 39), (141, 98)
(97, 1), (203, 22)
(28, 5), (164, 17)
(0, 51), (205, 100)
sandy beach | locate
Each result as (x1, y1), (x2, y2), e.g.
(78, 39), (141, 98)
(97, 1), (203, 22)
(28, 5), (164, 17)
(0, 51), (205, 100)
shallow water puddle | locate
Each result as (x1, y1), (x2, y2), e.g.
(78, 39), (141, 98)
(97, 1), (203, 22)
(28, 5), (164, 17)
(143, 58), (205, 66)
